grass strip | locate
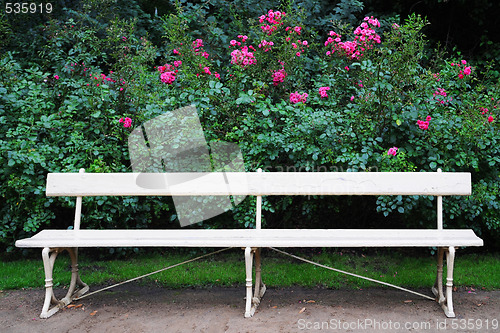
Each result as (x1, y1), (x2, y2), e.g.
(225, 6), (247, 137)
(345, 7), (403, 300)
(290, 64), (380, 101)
(1, 249), (499, 291)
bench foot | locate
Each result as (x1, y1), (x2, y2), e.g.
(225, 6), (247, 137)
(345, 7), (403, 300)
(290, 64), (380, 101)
(244, 247), (266, 318)
(432, 246), (456, 318)
(40, 247), (89, 319)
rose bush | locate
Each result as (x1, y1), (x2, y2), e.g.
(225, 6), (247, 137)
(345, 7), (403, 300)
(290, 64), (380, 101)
(155, 11), (499, 239)
(0, 4), (499, 253)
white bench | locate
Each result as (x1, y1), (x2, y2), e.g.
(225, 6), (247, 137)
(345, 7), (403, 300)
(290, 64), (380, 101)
(15, 169), (483, 319)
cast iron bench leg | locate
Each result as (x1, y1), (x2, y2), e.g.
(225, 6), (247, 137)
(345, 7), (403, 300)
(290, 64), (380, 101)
(244, 247), (266, 317)
(40, 247), (89, 318)
(254, 248), (266, 301)
(432, 246), (456, 318)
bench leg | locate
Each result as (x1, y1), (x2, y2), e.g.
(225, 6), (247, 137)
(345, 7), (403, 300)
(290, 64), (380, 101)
(254, 248), (266, 301)
(432, 246), (456, 318)
(244, 247), (266, 318)
(432, 247), (445, 304)
(40, 247), (89, 319)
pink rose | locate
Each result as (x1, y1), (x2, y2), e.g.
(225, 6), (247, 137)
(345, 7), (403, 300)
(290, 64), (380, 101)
(417, 120), (429, 130)
(289, 91), (308, 104)
(387, 147), (398, 156)
(319, 87), (330, 98)
(160, 71), (176, 84)
(119, 117), (132, 128)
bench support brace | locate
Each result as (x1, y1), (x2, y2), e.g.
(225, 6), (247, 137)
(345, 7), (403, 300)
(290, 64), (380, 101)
(40, 247), (89, 318)
(244, 247), (266, 317)
(432, 246), (456, 318)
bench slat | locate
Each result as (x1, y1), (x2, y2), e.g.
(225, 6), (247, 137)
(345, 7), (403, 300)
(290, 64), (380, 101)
(15, 229), (483, 248)
(46, 172), (471, 197)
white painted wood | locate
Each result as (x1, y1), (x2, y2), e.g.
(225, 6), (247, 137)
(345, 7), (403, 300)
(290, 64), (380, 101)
(15, 229), (483, 248)
(74, 196), (82, 230)
(437, 169), (443, 230)
(256, 169), (262, 229)
(46, 172), (472, 197)
(437, 195), (443, 229)
(73, 169), (85, 231)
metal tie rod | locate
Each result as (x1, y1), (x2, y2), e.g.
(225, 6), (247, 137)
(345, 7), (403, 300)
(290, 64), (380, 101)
(74, 247), (232, 300)
(270, 247), (435, 301)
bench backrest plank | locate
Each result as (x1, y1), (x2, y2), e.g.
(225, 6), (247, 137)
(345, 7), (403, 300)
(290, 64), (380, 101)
(46, 172), (471, 197)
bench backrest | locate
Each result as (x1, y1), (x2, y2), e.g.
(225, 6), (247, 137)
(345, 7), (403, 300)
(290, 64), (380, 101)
(46, 170), (471, 230)
(47, 171), (471, 197)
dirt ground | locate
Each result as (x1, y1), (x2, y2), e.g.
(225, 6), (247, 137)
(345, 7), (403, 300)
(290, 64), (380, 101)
(0, 284), (498, 333)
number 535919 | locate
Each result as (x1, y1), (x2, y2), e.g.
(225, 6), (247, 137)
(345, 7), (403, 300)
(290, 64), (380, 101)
(5, 3), (53, 14)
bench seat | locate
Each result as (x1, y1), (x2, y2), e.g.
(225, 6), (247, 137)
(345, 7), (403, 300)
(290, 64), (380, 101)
(15, 229), (483, 248)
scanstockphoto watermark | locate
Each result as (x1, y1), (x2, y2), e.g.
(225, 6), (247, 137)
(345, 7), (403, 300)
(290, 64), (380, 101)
(297, 318), (499, 331)
(297, 318), (433, 331)
(128, 105), (382, 227)
(259, 164), (380, 173)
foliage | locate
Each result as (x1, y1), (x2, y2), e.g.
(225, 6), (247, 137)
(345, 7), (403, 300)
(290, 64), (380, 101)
(0, 17), (170, 252)
(0, 1), (499, 252)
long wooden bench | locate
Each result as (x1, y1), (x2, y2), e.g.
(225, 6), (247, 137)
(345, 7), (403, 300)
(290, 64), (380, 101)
(15, 169), (483, 319)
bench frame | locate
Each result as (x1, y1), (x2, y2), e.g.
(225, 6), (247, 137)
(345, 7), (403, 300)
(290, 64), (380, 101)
(15, 169), (482, 319)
